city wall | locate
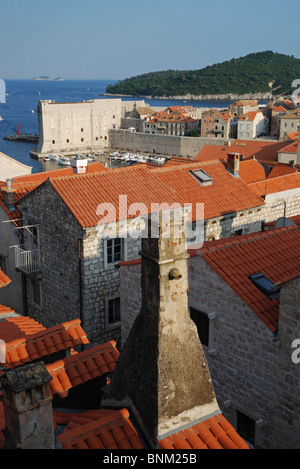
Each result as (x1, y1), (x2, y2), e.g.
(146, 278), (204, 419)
(109, 129), (233, 158)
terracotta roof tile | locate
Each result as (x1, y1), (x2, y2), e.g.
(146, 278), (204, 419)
(195, 140), (291, 164)
(159, 413), (249, 450)
(148, 160), (264, 221)
(248, 171), (300, 197)
(267, 164), (298, 179)
(48, 165), (178, 228)
(2, 319), (89, 368)
(0, 270), (11, 289)
(58, 408), (144, 450)
(200, 226), (300, 331)
(46, 341), (119, 395)
(238, 159), (267, 183)
(0, 316), (46, 342)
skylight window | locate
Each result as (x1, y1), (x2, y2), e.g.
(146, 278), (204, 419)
(249, 273), (280, 300)
(192, 169), (213, 186)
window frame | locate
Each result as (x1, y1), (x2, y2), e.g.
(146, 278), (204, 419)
(189, 305), (216, 351)
(104, 237), (127, 269)
(105, 294), (121, 330)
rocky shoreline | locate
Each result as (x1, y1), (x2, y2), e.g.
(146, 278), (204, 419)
(103, 91), (274, 101)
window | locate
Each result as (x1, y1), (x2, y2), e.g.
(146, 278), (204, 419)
(236, 411), (255, 446)
(81, 128), (84, 132)
(192, 169), (213, 186)
(106, 238), (123, 265)
(106, 296), (121, 329)
(52, 140), (55, 144)
(31, 279), (42, 307)
(249, 273), (280, 299)
(189, 307), (209, 346)
(66, 139), (69, 143)
(235, 229), (243, 236)
(81, 138), (84, 142)
(95, 137), (98, 141)
(0, 254), (7, 274)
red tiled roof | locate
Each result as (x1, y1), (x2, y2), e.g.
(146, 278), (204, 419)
(48, 165), (178, 228)
(0, 305), (15, 316)
(273, 105), (289, 113)
(46, 341), (119, 396)
(248, 171), (300, 197)
(0, 316), (46, 342)
(0, 163), (108, 224)
(200, 226), (300, 331)
(267, 164), (298, 179)
(233, 100), (258, 107)
(163, 157), (193, 167)
(2, 319), (89, 368)
(216, 111), (234, 122)
(149, 160), (265, 221)
(195, 140), (291, 164)
(239, 111), (262, 121)
(277, 141), (298, 154)
(0, 270), (11, 289)
(58, 408), (144, 449)
(238, 159), (267, 184)
(159, 413), (249, 450)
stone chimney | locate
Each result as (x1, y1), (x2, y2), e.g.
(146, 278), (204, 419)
(0, 362), (55, 449)
(227, 152), (240, 177)
(103, 208), (219, 447)
(70, 155), (88, 174)
(2, 179), (17, 212)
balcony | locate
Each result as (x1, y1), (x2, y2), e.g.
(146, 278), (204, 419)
(12, 245), (41, 277)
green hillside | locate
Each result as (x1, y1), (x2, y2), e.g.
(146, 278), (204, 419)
(106, 51), (300, 97)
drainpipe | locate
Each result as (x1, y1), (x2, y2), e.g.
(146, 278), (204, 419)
(78, 238), (84, 337)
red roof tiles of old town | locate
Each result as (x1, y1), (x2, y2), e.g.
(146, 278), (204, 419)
(200, 226), (300, 332)
(195, 140), (292, 163)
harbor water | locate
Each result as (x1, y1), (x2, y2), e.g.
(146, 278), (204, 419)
(0, 79), (264, 173)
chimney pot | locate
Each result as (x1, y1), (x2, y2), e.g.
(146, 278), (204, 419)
(227, 152), (240, 177)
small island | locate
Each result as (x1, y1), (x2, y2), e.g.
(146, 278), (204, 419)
(32, 76), (64, 81)
(105, 51), (300, 100)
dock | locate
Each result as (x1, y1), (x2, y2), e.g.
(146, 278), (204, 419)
(4, 133), (39, 143)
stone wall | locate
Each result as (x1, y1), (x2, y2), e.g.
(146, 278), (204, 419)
(0, 152), (32, 180)
(119, 254), (300, 448)
(20, 181), (83, 328)
(80, 224), (141, 346)
(36, 98), (123, 155)
(0, 207), (23, 314)
(109, 129), (234, 158)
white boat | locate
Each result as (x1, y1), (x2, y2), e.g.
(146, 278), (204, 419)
(58, 157), (70, 166)
(43, 155), (50, 162)
(0, 116), (3, 121)
(48, 154), (60, 161)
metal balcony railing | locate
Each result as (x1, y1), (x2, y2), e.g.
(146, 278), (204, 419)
(12, 245), (41, 274)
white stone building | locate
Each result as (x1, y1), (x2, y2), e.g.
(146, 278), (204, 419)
(0, 152), (32, 180)
(238, 111), (269, 139)
(35, 98), (123, 156)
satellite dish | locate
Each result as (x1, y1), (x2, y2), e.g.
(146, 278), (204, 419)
(274, 217), (295, 228)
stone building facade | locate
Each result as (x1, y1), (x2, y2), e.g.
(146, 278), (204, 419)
(119, 228), (300, 449)
(279, 109), (300, 139)
(35, 98), (124, 157)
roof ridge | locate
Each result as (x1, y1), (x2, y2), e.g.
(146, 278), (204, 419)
(5, 318), (86, 348)
(46, 341), (118, 372)
(57, 408), (130, 443)
(201, 225), (298, 254)
(248, 170), (300, 185)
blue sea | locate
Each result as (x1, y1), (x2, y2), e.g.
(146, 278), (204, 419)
(0, 79), (262, 173)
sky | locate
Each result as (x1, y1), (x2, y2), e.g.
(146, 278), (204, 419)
(1, 0), (300, 80)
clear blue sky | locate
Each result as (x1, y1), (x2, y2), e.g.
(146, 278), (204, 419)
(1, 0), (300, 80)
